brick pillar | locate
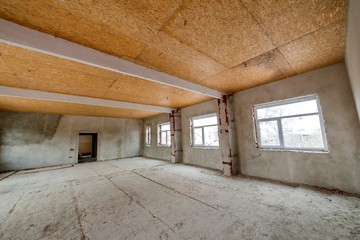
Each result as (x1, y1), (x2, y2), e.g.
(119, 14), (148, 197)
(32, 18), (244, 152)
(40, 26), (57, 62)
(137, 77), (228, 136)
(217, 95), (239, 176)
(170, 109), (182, 163)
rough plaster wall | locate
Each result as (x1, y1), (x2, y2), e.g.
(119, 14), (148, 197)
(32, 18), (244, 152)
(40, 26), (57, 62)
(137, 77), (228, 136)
(143, 113), (171, 161)
(345, 0), (360, 122)
(181, 100), (222, 170)
(0, 112), (142, 171)
(233, 63), (360, 194)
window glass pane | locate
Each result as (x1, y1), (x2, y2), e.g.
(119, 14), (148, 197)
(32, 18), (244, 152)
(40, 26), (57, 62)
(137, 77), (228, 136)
(166, 131), (171, 145)
(161, 123), (170, 131)
(193, 128), (203, 145)
(282, 115), (324, 148)
(193, 116), (217, 127)
(204, 126), (219, 146)
(145, 126), (151, 145)
(161, 131), (167, 145)
(257, 99), (318, 119)
(259, 121), (280, 146)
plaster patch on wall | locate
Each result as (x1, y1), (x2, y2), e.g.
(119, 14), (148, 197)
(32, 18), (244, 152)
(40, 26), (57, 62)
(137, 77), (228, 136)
(0, 112), (62, 146)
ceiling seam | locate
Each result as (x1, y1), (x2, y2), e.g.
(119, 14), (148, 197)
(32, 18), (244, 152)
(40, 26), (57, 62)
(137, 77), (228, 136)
(157, 0), (186, 33)
(276, 48), (298, 75)
(276, 18), (346, 73)
(238, 0), (277, 49)
(236, 0), (294, 77)
(277, 17), (346, 49)
(162, 29), (230, 68)
(101, 79), (118, 98)
(134, 0), (185, 60)
(197, 46), (292, 91)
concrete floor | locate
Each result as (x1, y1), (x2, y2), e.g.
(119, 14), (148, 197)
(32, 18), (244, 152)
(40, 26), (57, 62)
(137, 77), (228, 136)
(0, 157), (359, 240)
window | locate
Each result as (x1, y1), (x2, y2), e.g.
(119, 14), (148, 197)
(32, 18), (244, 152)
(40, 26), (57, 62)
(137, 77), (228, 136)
(190, 113), (219, 147)
(253, 95), (328, 152)
(158, 122), (171, 146)
(145, 126), (151, 147)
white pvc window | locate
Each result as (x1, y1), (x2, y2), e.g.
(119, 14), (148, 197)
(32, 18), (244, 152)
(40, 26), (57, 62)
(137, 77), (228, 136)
(158, 122), (171, 147)
(145, 126), (151, 147)
(190, 113), (219, 147)
(253, 94), (328, 152)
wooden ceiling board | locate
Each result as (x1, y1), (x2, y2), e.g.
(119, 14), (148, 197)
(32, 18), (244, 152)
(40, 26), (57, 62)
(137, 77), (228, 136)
(0, 52), (18, 84)
(0, 0), (183, 59)
(162, 0), (275, 68)
(105, 78), (211, 109)
(279, 20), (345, 74)
(241, 0), (347, 47)
(0, 96), (159, 119)
(52, 0), (183, 43)
(0, 43), (115, 99)
(136, 31), (227, 84)
(0, 43), (211, 108)
(0, 0), (348, 103)
(201, 49), (296, 93)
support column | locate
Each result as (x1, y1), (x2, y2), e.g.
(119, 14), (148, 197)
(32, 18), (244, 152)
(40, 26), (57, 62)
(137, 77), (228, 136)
(217, 95), (239, 176)
(170, 109), (182, 163)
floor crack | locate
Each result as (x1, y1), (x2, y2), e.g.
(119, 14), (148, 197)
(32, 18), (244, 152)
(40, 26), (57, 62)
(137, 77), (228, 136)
(131, 171), (219, 211)
(8, 192), (24, 215)
(70, 182), (90, 240)
(104, 175), (176, 233)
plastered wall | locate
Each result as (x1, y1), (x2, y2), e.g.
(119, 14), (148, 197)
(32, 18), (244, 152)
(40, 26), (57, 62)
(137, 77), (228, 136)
(181, 100), (222, 170)
(143, 113), (171, 161)
(346, 0), (360, 122)
(233, 63), (360, 194)
(0, 112), (142, 171)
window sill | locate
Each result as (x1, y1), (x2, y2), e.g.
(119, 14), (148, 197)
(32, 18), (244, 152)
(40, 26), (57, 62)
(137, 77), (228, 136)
(257, 147), (329, 154)
(191, 146), (219, 150)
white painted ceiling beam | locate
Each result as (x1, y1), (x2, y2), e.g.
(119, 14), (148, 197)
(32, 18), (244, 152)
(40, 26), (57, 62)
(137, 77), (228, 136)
(0, 19), (223, 99)
(0, 86), (174, 113)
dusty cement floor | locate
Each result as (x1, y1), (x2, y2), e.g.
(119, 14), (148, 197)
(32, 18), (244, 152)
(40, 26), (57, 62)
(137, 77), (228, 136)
(0, 157), (359, 240)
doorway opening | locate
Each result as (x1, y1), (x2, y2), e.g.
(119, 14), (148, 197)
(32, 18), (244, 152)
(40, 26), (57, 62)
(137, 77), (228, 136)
(78, 133), (98, 163)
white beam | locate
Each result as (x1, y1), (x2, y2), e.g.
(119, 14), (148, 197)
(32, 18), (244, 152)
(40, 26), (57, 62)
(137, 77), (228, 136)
(0, 86), (173, 113)
(0, 19), (223, 99)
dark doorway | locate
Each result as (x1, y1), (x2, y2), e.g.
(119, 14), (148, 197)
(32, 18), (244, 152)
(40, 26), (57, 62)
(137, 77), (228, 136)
(78, 133), (98, 163)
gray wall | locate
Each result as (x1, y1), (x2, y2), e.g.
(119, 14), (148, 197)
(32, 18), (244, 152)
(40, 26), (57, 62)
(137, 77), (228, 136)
(233, 63), (360, 194)
(181, 100), (222, 170)
(143, 113), (171, 161)
(346, 0), (360, 122)
(0, 112), (142, 171)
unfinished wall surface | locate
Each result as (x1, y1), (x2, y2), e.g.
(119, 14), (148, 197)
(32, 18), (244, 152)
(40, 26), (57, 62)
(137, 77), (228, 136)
(345, 0), (360, 122)
(143, 113), (171, 161)
(0, 112), (142, 171)
(234, 62), (360, 194)
(181, 100), (222, 170)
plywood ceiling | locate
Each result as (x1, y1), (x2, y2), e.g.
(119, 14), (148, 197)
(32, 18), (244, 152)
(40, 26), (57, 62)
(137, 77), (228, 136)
(0, 43), (210, 108)
(0, 96), (159, 119)
(0, 0), (347, 117)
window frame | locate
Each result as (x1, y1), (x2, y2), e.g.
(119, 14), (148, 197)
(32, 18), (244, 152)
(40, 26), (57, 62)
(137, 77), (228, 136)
(190, 113), (219, 149)
(157, 122), (171, 147)
(145, 126), (151, 147)
(253, 94), (328, 152)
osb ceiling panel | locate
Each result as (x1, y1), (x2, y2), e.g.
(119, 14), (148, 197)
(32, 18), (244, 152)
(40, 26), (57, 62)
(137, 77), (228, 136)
(0, 0), (182, 59)
(279, 20), (346, 74)
(241, 0), (346, 46)
(162, 0), (274, 68)
(136, 31), (227, 84)
(201, 49), (296, 93)
(0, 0), (348, 117)
(0, 43), (211, 108)
(0, 96), (159, 119)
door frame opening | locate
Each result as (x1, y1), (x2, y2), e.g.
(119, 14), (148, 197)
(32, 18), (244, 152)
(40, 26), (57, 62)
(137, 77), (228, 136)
(77, 132), (99, 163)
